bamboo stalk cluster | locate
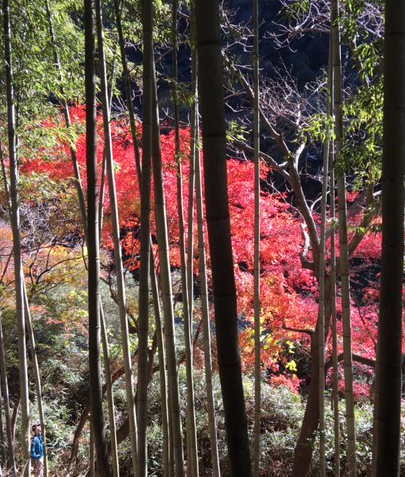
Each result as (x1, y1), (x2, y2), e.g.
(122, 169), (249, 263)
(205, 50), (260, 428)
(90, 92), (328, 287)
(0, 1), (403, 477)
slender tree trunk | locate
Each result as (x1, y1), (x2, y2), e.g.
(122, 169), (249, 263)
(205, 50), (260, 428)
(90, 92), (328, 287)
(94, 1), (138, 474)
(151, 63), (185, 477)
(0, 312), (16, 476)
(373, 1), (405, 475)
(113, 2), (173, 472)
(292, 276), (333, 476)
(332, 2), (356, 474)
(196, 2), (251, 475)
(0, 141), (18, 477)
(171, 2), (199, 475)
(150, 251), (171, 477)
(98, 152), (107, 234)
(84, 0), (110, 473)
(11, 396), (19, 446)
(252, 0), (261, 474)
(89, 424), (96, 477)
(293, 337), (318, 477)
(99, 307), (120, 477)
(136, 0), (154, 474)
(317, 119), (329, 477)
(329, 16), (340, 474)
(186, 7), (196, 395)
(2, 2), (30, 474)
(336, 165), (356, 477)
(22, 287), (48, 477)
(317, 36), (334, 477)
(99, 167), (120, 477)
(330, 161), (340, 477)
(195, 122), (221, 477)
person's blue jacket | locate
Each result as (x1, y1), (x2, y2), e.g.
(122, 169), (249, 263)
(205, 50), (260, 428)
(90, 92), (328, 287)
(31, 435), (45, 459)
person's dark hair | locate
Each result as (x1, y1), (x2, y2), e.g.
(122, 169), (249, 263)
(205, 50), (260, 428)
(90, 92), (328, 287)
(32, 423), (42, 432)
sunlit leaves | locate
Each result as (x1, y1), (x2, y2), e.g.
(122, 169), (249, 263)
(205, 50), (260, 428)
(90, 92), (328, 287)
(14, 106), (388, 395)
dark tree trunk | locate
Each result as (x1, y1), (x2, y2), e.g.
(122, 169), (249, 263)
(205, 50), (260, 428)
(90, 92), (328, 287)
(293, 277), (333, 476)
(2, 1), (30, 474)
(195, 2), (251, 475)
(373, 1), (405, 475)
(252, 0), (262, 474)
(84, 0), (110, 474)
(172, 1), (199, 474)
(94, 1), (122, 474)
(151, 53), (185, 477)
(0, 313), (16, 476)
(137, 0), (153, 474)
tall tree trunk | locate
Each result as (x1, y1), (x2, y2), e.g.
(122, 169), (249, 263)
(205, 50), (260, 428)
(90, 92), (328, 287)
(0, 312), (16, 476)
(317, 36), (333, 477)
(94, 1), (137, 474)
(317, 118), (329, 477)
(89, 424), (96, 477)
(196, 2), (251, 475)
(171, 2), (199, 475)
(113, 2), (173, 472)
(252, 0), (261, 474)
(186, 3), (197, 405)
(329, 17), (340, 475)
(190, 4), (220, 472)
(136, 0), (154, 474)
(0, 144), (18, 477)
(336, 150), (356, 477)
(373, 1), (405, 475)
(332, 2), (356, 474)
(292, 277), (333, 476)
(150, 251), (171, 477)
(2, 1), (30, 474)
(97, 143), (121, 477)
(84, 0), (110, 473)
(23, 287), (48, 477)
(11, 396), (19, 446)
(293, 336), (318, 477)
(195, 120), (221, 477)
(151, 63), (185, 477)
(330, 164), (340, 477)
(100, 307), (120, 477)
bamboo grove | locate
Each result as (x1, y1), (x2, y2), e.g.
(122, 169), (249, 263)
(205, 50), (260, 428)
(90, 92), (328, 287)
(0, 0), (403, 476)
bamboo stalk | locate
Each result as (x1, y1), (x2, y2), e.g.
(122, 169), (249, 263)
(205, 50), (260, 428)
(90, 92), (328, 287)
(0, 312), (16, 476)
(332, 1), (356, 474)
(151, 64), (185, 477)
(2, 1), (30, 473)
(171, 1), (199, 474)
(252, 0), (261, 473)
(23, 286), (48, 477)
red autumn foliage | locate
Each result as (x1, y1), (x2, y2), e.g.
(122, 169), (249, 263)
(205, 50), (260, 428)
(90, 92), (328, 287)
(20, 106), (399, 397)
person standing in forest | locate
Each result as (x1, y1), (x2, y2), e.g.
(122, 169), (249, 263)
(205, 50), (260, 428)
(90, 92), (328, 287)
(31, 424), (45, 477)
